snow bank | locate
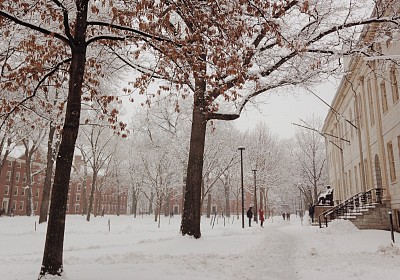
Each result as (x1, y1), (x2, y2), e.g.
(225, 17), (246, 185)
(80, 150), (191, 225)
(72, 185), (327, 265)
(324, 219), (359, 235)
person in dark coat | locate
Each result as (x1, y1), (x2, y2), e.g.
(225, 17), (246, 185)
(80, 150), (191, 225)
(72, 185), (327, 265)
(286, 212), (290, 220)
(308, 203), (315, 223)
(246, 207), (253, 227)
(282, 212), (285, 220)
(259, 209), (265, 228)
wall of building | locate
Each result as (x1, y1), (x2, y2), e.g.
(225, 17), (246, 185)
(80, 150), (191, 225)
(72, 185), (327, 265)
(323, 25), (400, 230)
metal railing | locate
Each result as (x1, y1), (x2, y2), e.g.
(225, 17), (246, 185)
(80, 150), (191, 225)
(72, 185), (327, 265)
(318, 188), (383, 228)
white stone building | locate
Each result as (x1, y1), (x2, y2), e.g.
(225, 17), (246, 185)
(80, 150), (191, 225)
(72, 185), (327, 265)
(322, 11), (400, 230)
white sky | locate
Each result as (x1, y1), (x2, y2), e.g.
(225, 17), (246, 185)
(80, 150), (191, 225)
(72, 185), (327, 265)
(232, 80), (339, 139)
(2, 215), (399, 280)
(118, 78), (339, 139)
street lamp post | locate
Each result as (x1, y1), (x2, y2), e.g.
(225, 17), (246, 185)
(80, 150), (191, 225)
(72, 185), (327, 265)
(238, 147), (245, 228)
(252, 169), (258, 223)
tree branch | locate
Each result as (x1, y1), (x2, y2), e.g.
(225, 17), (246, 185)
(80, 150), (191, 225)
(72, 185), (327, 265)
(50, 0), (74, 42)
(0, 58), (71, 130)
(0, 10), (71, 47)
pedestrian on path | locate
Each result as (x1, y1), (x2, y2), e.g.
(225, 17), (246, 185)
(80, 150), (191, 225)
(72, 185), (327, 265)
(247, 207), (253, 227)
(259, 209), (265, 228)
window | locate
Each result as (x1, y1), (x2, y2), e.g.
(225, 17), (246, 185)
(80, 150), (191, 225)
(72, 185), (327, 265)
(367, 78), (375, 125)
(13, 186), (18, 196)
(4, 185), (9, 195)
(75, 204), (80, 212)
(12, 201), (16, 210)
(35, 188), (40, 197)
(66, 204), (69, 212)
(77, 184), (81, 192)
(6, 171), (11, 181)
(380, 80), (388, 113)
(15, 172), (20, 182)
(23, 174), (27, 183)
(390, 66), (399, 103)
(8, 160), (12, 167)
(17, 161), (21, 168)
(34, 202), (38, 212)
(19, 201), (24, 210)
(76, 194), (81, 201)
(388, 141), (396, 182)
(21, 187), (25, 196)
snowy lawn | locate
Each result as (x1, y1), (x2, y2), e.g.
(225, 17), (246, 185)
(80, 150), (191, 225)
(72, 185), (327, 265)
(1, 214), (400, 280)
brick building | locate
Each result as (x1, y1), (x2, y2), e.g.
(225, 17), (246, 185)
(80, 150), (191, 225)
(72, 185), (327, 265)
(0, 149), (128, 216)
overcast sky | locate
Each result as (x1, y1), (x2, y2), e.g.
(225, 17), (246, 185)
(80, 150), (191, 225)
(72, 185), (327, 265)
(232, 80), (339, 139)
(119, 76), (339, 139)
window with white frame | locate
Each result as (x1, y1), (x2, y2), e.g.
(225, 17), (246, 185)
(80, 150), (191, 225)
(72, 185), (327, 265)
(21, 187), (25, 196)
(16, 172), (20, 182)
(75, 204), (80, 212)
(76, 194), (81, 201)
(19, 201), (24, 210)
(6, 171), (11, 181)
(13, 186), (18, 196)
(4, 185), (9, 195)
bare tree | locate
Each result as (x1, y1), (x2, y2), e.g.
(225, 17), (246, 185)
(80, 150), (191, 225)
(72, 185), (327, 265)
(294, 116), (328, 204)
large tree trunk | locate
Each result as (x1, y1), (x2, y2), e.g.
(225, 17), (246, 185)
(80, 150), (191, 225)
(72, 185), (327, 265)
(39, 124), (57, 224)
(39, 2), (88, 276)
(180, 78), (207, 238)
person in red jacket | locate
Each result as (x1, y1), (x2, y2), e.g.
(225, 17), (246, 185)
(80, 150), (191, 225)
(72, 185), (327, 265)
(259, 209), (265, 228)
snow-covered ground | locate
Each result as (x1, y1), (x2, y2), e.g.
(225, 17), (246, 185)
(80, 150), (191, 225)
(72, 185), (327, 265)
(1, 214), (399, 280)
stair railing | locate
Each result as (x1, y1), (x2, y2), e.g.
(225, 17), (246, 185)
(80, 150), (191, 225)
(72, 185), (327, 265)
(318, 188), (383, 228)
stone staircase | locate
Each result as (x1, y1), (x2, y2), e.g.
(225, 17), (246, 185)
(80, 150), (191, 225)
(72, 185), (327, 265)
(343, 202), (391, 230)
(317, 188), (391, 230)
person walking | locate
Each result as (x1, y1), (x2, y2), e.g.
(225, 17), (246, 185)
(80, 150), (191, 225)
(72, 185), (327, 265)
(308, 203), (315, 223)
(246, 207), (253, 227)
(259, 209), (265, 228)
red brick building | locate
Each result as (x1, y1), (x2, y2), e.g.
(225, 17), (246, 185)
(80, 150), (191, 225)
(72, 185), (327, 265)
(0, 149), (128, 216)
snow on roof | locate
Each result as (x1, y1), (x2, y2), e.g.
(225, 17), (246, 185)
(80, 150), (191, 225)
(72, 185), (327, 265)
(1, 145), (25, 159)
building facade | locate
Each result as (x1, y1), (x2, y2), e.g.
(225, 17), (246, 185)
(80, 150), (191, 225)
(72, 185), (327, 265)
(0, 151), (128, 216)
(322, 17), (400, 230)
